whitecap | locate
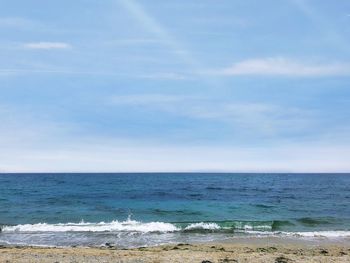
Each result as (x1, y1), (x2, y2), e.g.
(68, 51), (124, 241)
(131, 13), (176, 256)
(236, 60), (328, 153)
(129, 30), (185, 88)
(1, 219), (180, 233)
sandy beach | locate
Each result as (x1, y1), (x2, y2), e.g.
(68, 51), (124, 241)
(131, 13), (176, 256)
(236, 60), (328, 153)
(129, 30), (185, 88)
(1, 242), (350, 263)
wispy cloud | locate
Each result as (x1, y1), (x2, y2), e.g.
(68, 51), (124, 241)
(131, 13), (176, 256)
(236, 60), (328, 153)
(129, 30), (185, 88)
(105, 38), (161, 46)
(0, 68), (118, 76)
(23, 42), (72, 50)
(0, 68), (187, 81)
(110, 94), (314, 136)
(111, 94), (187, 106)
(117, 0), (209, 77)
(2, 139), (350, 173)
(0, 105), (75, 148)
(118, 0), (185, 56)
(290, 0), (350, 54)
(140, 72), (187, 80)
(0, 103), (348, 172)
(182, 103), (312, 134)
(0, 102), (349, 173)
(214, 57), (350, 77)
(0, 17), (37, 28)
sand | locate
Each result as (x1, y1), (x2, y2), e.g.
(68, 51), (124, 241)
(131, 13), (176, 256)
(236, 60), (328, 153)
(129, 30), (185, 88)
(1, 242), (350, 263)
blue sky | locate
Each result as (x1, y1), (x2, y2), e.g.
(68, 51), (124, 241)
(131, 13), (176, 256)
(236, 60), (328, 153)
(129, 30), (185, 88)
(1, 0), (350, 172)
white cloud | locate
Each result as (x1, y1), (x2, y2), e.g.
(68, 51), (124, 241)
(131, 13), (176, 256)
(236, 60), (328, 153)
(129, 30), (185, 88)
(23, 42), (71, 50)
(216, 57), (350, 77)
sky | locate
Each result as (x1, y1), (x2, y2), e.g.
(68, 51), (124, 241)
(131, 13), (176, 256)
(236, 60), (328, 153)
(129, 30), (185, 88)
(0, 0), (350, 172)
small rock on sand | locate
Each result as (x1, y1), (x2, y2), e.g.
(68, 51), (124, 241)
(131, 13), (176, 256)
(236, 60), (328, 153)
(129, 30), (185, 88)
(275, 256), (293, 263)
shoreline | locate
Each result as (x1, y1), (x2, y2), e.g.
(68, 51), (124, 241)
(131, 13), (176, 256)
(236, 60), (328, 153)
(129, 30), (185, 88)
(1, 241), (350, 263)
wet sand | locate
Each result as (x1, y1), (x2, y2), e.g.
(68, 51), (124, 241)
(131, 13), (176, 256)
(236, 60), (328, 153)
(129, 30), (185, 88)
(1, 242), (350, 263)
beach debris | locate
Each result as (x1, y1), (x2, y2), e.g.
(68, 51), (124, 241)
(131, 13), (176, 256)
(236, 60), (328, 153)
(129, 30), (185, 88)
(177, 243), (190, 246)
(201, 261), (213, 263)
(104, 242), (116, 249)
(319, 248), (328, 255)
(211, 245), (225, 251)
(257, 247), (277, 253)
(219, 258), (238, 262)
(244, 247), (254, 253)
(275, 256), (294, 263)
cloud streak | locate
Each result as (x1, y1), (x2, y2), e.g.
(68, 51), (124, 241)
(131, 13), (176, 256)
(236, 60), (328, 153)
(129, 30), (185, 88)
(0, 101), (349, 173)
(2, 140), (350, 173)
(110, 94), (314, 136)
(0, 17), (37, 28)
(118, 0), (192, 64)
(117, 0), (218, 84)
(290, 0), (350, 54)
(215, 57), (350, 77)
(0, 68), (188, 81)
(0, 104), (348, 173)
(23, 42), (71, 50)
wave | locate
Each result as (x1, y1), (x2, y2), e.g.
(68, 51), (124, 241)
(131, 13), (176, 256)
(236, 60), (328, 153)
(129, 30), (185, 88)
(184, 222), (221, 231)
(2, 219), (350, 239)
(1, 220), (179, 233)
(296, 217), (333, 226)
(294, 231), (350, 238)
(0, 219), (278, 233)
(174, 220), (288, 232)
(243, 230), (350, 238)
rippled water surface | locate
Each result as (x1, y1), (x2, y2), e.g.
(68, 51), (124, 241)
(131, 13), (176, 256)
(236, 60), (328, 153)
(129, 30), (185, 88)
(0, 173), (349, 247)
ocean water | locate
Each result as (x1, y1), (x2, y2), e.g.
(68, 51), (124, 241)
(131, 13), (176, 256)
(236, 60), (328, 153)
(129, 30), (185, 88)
(0, 173), (350, 247)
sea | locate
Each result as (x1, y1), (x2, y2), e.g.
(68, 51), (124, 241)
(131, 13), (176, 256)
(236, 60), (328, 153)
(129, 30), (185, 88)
(0, 173), (349, 248)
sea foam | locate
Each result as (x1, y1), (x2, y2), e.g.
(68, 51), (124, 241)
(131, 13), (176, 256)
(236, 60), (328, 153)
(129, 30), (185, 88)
(295, 231), (350, 238)
(3, 220), (350, 239)
(184, 222), (221, 231)
(243, 230), (350, 238)
(1, 219), (179, 233)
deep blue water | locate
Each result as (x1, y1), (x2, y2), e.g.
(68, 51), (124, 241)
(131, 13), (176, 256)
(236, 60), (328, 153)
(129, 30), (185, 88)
(0, 173), (350, 247)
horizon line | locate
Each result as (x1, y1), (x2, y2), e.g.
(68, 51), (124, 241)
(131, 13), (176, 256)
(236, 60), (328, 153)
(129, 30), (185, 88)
(1, 171), (350, 174)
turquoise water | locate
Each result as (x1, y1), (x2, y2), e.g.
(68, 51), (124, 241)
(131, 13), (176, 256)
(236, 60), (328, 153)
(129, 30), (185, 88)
(0, 173), (350, 247)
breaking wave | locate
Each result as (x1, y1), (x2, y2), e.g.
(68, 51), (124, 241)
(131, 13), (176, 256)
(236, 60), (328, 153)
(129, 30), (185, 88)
(2, 219), (349, 238)
(1, 220), (179, 233)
